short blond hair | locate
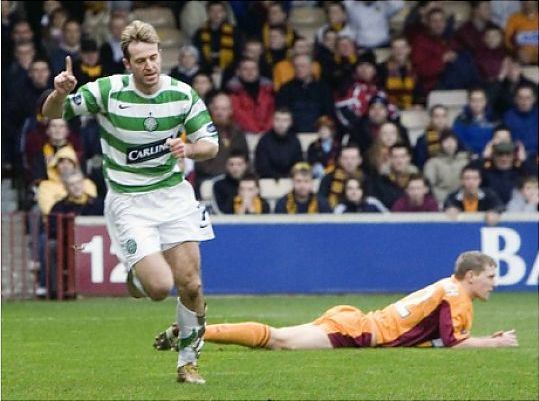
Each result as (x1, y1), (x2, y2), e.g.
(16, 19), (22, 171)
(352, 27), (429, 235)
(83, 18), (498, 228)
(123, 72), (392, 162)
(120, 20), (160, 59)
(454, 251), (496, 279)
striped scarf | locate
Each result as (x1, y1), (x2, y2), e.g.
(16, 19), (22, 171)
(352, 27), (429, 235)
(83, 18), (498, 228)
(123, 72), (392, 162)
(233, 195), (264, 214)
(286, 192), (319, 214)
(328, 167), (364, 208)
(384, 59), (415, 109)
(199, 22), (235, 69)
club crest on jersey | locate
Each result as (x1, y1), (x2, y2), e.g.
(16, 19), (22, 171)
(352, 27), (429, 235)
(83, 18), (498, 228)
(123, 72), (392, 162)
(125, 238), (137, 255)
(143, 113), (158, 132)
(73, 93), (82, 106)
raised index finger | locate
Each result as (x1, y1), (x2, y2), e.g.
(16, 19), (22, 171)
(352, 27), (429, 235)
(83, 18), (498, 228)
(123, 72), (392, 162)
(65, 56), (73, 75)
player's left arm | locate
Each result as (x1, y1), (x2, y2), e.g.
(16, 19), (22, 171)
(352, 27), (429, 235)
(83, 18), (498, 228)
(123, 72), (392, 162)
(452, 330), (518, 348)
(168, 88), (219, 161)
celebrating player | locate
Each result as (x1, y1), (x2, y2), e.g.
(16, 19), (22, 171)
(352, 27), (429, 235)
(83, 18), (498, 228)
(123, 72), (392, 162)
(41, 21), (218, 384)
(155, 251), (518, 351)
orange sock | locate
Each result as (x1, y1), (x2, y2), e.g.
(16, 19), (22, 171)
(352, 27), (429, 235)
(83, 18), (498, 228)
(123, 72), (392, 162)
(204, 322), (271, 348)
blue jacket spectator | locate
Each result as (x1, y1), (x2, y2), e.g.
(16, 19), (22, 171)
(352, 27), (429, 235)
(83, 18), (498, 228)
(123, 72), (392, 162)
(503, 84), (538, 155)
(452, 88), (497, 155)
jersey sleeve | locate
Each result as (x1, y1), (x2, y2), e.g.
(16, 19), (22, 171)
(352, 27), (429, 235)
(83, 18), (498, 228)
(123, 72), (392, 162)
(184, 88), (219, 145)
(63, 78), (110, 120)
(437, 294), (472, 347)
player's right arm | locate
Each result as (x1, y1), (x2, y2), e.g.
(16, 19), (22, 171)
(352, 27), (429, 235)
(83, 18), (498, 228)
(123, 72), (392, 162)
(452, 329), (518, 348)
(42, 56), (77, 119)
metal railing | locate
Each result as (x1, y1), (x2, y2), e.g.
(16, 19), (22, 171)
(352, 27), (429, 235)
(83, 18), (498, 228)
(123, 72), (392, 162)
(1, 212), (76, 300)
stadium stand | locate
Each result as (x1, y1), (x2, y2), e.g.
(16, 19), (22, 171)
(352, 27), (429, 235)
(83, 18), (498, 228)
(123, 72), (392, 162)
(132, 7), (176, 29)
(522, 66), (539, 84)
(297, 132), (318, 155)
(400, 109), (430, 146)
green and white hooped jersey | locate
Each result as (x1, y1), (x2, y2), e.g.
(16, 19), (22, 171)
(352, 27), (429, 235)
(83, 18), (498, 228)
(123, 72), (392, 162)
(63, 74), (218, 193)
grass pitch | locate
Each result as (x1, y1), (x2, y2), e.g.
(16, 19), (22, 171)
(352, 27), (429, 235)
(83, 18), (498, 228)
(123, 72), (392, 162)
(2, 293), (538, 400)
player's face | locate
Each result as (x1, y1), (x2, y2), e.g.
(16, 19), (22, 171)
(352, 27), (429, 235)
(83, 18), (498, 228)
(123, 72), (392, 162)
(471, 264), (497, 300)
(124, 41), (161, 90)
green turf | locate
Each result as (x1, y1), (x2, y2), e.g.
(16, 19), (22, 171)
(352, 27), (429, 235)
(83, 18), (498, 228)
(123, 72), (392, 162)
(2, 293), (538, 400)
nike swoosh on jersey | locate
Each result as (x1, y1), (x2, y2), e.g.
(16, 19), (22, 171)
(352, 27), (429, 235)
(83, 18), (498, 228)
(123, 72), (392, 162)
(119, 104), (131, 109)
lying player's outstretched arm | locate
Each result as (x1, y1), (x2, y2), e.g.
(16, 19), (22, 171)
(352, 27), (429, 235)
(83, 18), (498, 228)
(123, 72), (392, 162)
(453, 329), (518, 348)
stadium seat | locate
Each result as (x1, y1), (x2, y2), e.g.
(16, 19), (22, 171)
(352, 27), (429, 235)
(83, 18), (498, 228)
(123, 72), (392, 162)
(156, 28), (184, 49)
(199, 179), (214, 202)
(289, 7), (326, 27)
(522, 66), (539, 84)
(447, 106), (462, 126)
(427, 90), (468, 109)
(374, 47), (391, 63)
(259, 178), (293, 201)
(132, 7), (176, 28)
(297, 132), (318, 154)
(441, 1), (471, 29)
(161, 47), (180, 71)
(400, 109), (430, 146)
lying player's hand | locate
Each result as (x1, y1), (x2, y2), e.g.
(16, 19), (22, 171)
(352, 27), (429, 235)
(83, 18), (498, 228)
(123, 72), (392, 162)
(54, 56), (77, 96)
(493, 329), (518, 347)
(166, 138), (192, 159)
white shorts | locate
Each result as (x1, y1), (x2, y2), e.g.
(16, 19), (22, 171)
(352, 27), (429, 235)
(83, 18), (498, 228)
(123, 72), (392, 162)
(104, 180), (214, 268)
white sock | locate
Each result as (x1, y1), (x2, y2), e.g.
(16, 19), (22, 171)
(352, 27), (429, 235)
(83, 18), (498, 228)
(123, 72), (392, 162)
(176, 298), (205, 368)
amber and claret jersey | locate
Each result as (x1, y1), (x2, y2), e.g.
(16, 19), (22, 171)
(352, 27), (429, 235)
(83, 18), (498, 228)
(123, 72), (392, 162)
(370, 275), (473, 347)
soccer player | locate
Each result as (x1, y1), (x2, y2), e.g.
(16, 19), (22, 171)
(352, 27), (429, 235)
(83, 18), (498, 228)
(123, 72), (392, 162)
(155, 251), (518, 351)
(41, 21), (219, 384)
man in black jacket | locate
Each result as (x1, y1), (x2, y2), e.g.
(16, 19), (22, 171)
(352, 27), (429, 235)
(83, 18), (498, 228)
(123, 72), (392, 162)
(276, 54), (334, 132)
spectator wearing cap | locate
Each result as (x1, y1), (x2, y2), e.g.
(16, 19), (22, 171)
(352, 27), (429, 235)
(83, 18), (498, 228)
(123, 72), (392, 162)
(424, 129), (471, 205)
(349, 93), (408, 155)
(307, 116), (341, 179)
(344, 0), (404, 49)
(481, 141), (526, 205)
(371, 143), (419, 209)
(170, 45), (203, 86)
(452, 87), (498, 156)
(254, 108), (303, 179)
(444, 164), (504, 226)
(275, 163), (332, 214)
(276, 54), (334, 133)
(73, 38), (104, 90)
(482, 125), (527, 165)
(391, 173), (439, 212)
(503, 83), (538, 155)
(504, 0), (539, 65)
(377, 36), (420, 109)
(100, 14), (127, 75)
(506, 176), (539, 212)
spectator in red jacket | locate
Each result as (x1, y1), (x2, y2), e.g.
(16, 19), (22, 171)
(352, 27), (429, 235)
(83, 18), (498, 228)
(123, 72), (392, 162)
(226, 58), (275, 135)
(474, 26), (509, 83)
(411, 8), (462, 95)
(391, 173), (439, 212)
(455, 0), (498, 55)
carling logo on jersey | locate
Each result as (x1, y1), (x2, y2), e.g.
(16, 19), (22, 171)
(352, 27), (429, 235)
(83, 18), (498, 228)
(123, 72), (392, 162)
(126, 137), (171, 164)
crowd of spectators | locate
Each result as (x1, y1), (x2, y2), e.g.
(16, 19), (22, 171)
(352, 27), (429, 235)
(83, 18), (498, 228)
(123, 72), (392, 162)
(1, 0), (538, 228)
